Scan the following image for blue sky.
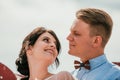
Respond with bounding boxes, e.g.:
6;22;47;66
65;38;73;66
0;0;120;73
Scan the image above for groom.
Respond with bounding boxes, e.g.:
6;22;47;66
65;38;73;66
67;8;120;80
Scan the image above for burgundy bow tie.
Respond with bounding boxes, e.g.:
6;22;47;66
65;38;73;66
74;60;90;70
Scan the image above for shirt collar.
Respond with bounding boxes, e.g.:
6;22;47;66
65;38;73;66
89;54;107;70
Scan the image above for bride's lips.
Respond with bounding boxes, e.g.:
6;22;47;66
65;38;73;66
45;49;54;54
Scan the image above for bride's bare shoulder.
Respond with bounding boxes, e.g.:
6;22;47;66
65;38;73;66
46;71;75;80
57;71;72;75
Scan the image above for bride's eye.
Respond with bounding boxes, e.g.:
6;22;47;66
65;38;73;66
43;37;49;43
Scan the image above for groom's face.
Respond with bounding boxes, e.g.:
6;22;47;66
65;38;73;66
67;19;94;60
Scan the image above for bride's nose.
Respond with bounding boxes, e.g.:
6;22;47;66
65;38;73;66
49;42;56;49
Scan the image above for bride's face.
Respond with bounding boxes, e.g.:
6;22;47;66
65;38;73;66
27;32;58;66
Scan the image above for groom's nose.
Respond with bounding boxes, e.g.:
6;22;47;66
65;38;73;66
67;33;73;41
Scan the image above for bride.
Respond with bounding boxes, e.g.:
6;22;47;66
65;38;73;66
15;27;75;80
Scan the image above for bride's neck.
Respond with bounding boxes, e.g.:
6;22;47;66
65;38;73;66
29;72;52;80
28;62;53;80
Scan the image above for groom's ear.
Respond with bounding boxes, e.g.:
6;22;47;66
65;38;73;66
92;36;102;47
